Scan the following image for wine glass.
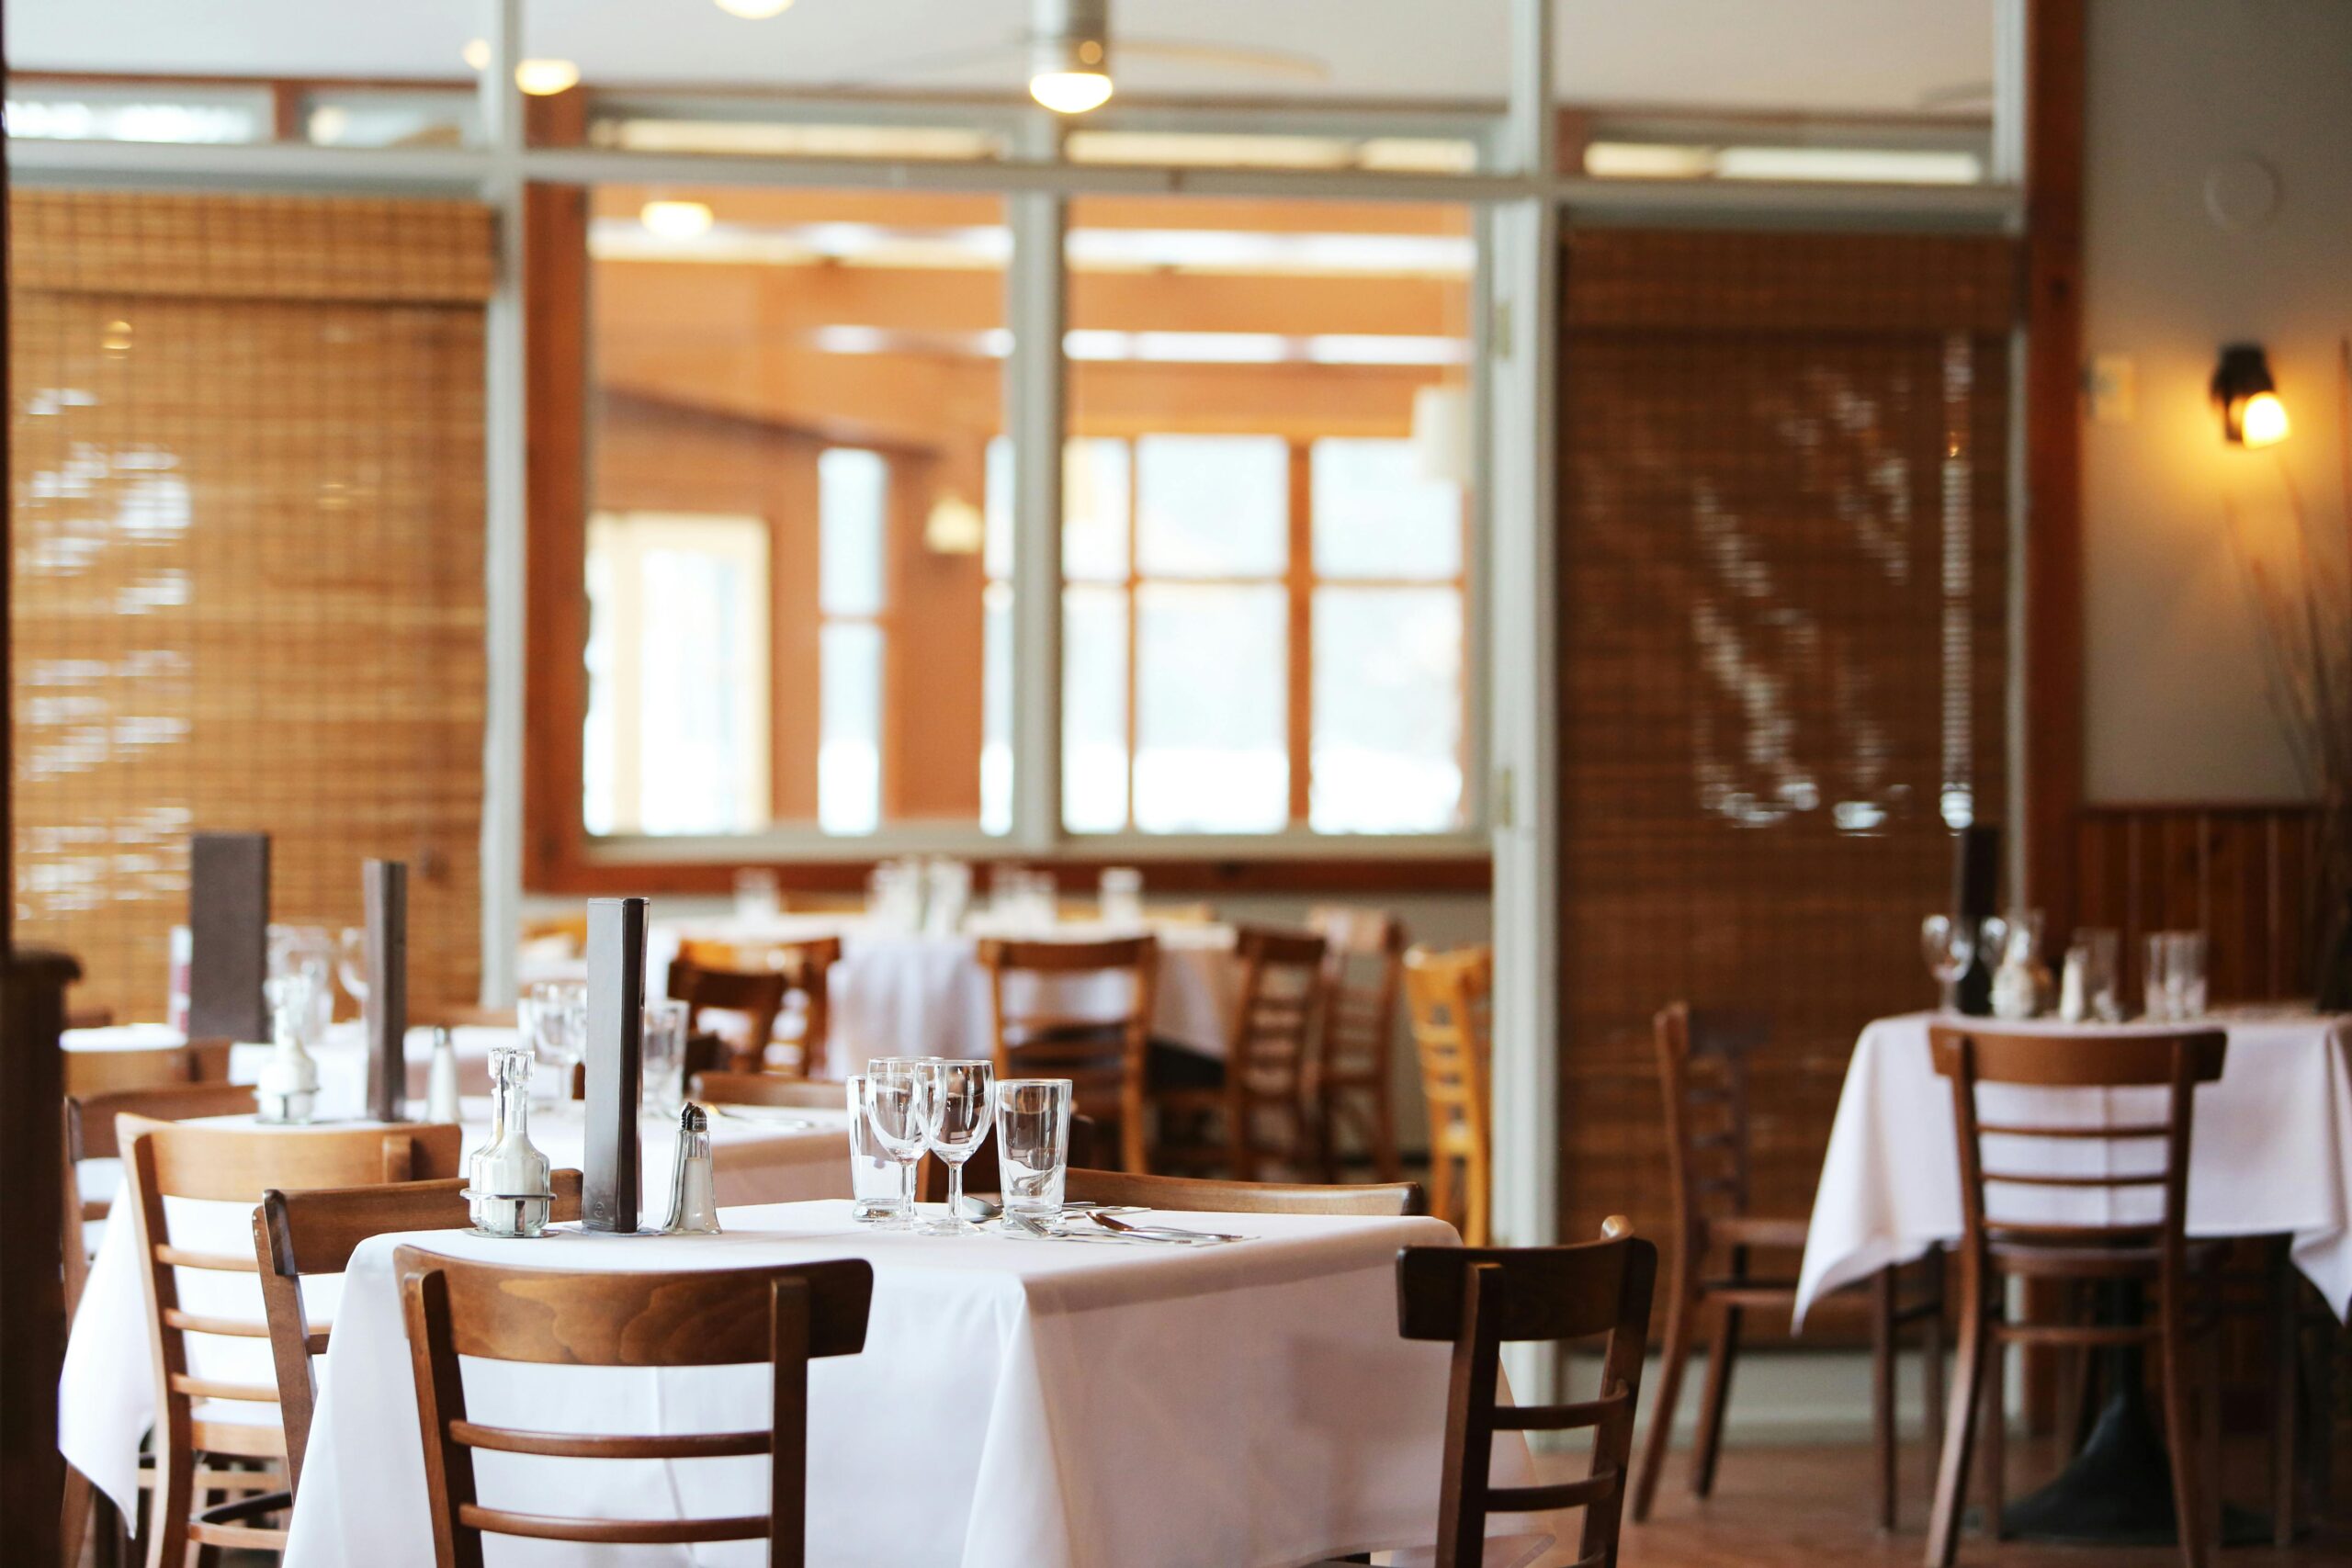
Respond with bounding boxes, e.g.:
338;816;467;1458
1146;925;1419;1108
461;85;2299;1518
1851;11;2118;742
526;980;588;1110
862;1058;928;1230
1920;914;1976;1012
916;1059;994;1235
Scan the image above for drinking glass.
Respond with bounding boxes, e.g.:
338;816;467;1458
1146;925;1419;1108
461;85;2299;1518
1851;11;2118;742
995;1078;1073;1224
526;980;588;1108
640;998;688;1116
2143;932;2173;1020
269;924;334;1041
1100;867;1145;928
336;926;369;1012
915;1058;994;1235
2073;928;2121;1021
846;1074;911;1224
734;867;783;921
2167;931;2209;1019
862;1058;929;1227
1920;914;1976;1012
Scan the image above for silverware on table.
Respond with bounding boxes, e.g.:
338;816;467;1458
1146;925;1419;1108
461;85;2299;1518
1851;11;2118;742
1087;1211;1245;1245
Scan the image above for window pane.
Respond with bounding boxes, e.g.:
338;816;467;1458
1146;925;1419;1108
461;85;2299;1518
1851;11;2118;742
983;435;1013;582
1312;437;1463;581
819;447;887;615
980;582;1013;836
819;622;881;835
1136;434;1288;578
1133;583;1287;832
1063;585;1129;832
1311;587;1463;833
1065;438;1129;583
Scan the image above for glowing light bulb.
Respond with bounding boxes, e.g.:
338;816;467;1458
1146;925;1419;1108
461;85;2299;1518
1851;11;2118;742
2238;390;2290;448
714;0;795;16
514;59;582;96
1030;70;1113;115
640;199;715;240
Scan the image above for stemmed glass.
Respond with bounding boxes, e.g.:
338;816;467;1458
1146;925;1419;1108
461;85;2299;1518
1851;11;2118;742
1920;914;1977;1012
915;1059;993;1235
861;1058;929;1230
526;980;588;1110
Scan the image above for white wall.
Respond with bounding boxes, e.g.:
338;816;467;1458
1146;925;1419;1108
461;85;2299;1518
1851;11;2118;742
2080;0;2352;805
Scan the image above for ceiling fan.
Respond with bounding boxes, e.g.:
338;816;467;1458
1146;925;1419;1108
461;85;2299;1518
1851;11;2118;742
844;0;1332;115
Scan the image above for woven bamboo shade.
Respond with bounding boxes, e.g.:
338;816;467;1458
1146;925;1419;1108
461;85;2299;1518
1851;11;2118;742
12;191;492;1024
1556;229;2015;1264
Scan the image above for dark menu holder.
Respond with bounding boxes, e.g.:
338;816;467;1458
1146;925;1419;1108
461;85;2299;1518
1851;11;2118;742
188;832;270;1043
1951;823;2001;1017
582;897;649;1235
362;860;409;1123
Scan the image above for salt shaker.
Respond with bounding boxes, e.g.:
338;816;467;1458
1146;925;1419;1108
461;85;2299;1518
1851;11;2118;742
661;1103;722;1235
424;1026;462;1123
255;975;320;1124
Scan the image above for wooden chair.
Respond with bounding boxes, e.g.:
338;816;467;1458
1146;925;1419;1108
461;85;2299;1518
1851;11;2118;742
688;1069;848;1111
1401;946;1494;1245
1153;926;1329;1182
1925;1025;2231;1568
396;1249;874;1567
1309;1217;1657;1568
667;957;792;1076
1306;906;1408;1183
977;934;1158;1172
1633;1003;1946;1529
254;1171;584;1492
675;935;841;1077
69;1005;119;1030
121;1116;464;1566
412;1003;517;1030
1062;1167;1420;1217
65;1038;232;1097
60;1081;257;1568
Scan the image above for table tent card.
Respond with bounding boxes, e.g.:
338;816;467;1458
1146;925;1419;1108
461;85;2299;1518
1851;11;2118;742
582;896;650;1234
361;859;408;1123
1951;823;2000;1017
187;831;269;1043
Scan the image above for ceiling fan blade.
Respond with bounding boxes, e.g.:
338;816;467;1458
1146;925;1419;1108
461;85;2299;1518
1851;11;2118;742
822;36;1024;88
1115;37;1332;84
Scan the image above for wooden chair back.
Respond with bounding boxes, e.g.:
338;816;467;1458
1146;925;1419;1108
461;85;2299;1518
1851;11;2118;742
121;1116;465;1562
1306;906;1407;1180
667;957;793;1075
675;935;842;1077
64;1038;233;1096
1652;1002;1775;1247
1396;1219;1657;1568
396;1249;873;1568
62;1082;256;1316
1227;925;1329;1104
1402;945;1495;1244
255;1172;584;1493
977;935;1158;1171
1928;1025;2226;1260
689;1070;847;1111
1064;1167;1420;1216
412;1004;517;1030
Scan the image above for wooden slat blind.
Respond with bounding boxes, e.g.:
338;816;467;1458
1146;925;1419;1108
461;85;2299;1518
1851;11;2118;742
12;191;491;1023
1557;229;2016;1258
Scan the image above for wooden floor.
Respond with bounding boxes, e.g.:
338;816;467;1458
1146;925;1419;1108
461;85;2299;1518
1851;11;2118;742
1528;1438;2345;1568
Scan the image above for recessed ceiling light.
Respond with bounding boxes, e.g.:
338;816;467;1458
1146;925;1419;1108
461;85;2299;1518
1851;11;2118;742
713;0;795;17
514;59;582;96
639;199;716;240
461;38;491;71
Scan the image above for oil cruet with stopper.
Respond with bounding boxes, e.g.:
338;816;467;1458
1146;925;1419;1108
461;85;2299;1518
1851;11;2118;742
466;1040;554;1237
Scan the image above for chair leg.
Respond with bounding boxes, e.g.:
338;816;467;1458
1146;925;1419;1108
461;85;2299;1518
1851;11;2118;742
2155;1287;2208;1568
1920;1250;1947;1498
1690;1299;1741;1499
1632;1273;1697;1522
2272;1242;2300;1546
1925;1278;1988;1568
1980;1335;2006;1540
142;1440;189;1568
1872;1268;1898;1531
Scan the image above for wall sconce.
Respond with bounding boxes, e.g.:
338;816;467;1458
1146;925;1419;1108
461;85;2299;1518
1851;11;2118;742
2211;344;2290;447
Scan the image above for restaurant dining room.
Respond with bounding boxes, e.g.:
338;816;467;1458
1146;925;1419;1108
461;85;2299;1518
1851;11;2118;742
6;1;2352;1565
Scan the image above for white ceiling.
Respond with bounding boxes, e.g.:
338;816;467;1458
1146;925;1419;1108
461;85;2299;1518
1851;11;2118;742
7;1;1993;115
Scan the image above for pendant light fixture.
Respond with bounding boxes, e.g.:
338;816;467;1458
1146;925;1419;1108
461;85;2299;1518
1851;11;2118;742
1030;0;1114;115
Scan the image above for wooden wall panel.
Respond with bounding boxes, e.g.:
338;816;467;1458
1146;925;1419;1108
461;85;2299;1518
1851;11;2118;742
2075;804;2321;1003
11;192;491;1022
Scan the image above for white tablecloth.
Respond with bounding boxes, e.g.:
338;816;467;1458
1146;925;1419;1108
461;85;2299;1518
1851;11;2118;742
1795;1009;2352;1326
653;915;1243;1077
66;1021;517;1111
283;1201;1502;1568
61;1107;853;1516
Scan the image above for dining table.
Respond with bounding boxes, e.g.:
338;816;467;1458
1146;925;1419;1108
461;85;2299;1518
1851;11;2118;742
279;1199;1514;1568
65;1018;516;1105
1797;1006;2352;1543
60;1102;854;1520
649;912;1246;1077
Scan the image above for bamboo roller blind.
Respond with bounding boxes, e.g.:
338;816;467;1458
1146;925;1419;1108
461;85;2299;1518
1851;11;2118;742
1556;229;2015;1258
12;192;493;1024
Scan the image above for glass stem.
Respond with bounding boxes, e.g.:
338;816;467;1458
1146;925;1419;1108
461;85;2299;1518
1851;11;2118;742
947;1161;966;1227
